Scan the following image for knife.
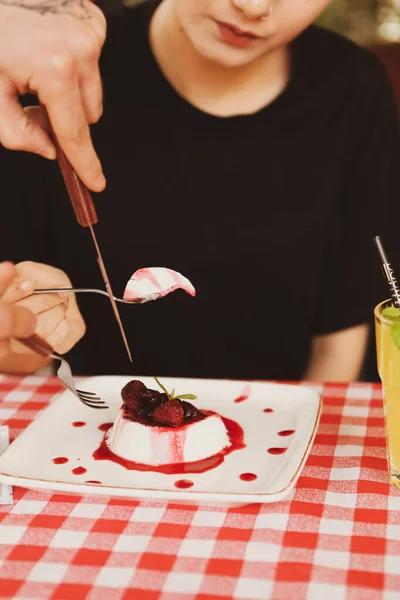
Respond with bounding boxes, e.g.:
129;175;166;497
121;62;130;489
41;108;133;362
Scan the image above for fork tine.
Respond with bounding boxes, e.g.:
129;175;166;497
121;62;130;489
76;389;99;397
77;394;106;405
77;392;103;401
77;391;105;402
80;399;109;409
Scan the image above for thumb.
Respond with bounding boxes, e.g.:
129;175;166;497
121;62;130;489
1;275;35;304
0;75;56;160
0;303;36;340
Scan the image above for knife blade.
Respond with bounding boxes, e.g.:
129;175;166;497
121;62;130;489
89;222;132;361
42;108;133;362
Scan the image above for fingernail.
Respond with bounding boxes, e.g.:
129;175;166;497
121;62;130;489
19;279;34;292
94;173;106;191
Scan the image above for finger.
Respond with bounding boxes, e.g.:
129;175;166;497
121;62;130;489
0;73;56;160
0;303;36;339
70;19;104;125
10;303;67;354
46;318;71;353
39;73;105;191
0;340;9;361
35;304;68;339
1;277;35;303
78;62;103;124
86;2;107;43
15;293;67;316
62;298;86;353
15;261;72;289
0;262;16;295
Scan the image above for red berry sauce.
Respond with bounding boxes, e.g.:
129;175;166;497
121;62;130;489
93;415;245;475
234;383;251;403
99;422;113;432
72;421;86;427
263;408;273;413
278;430;295;437
240;472;257;481
52;457;68;464
268;447;287;455
72;466;87;475
174;480;194;489
120;380;205;428
85;480;102;484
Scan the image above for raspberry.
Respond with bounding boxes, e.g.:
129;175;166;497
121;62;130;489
137;390;168;420
180;401;205;423
121;380;146;412
152;399;184;427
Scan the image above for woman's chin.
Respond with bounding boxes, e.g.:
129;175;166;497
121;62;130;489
194;40;262;68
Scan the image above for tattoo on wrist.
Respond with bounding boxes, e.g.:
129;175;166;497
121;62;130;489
0;0;92;19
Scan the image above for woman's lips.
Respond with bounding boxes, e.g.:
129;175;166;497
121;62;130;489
217;22;260;48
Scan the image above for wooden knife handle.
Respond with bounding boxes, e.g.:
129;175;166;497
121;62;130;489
41;106;98;228
17;334;54;358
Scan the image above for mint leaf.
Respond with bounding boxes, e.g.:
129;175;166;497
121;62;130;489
382;306;400;319
153;377;197;402
153;377;170;398
391;321;400;350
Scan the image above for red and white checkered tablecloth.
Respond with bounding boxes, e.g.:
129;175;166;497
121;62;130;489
0;375;399;600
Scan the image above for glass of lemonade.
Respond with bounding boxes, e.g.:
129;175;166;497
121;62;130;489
374;299;400;488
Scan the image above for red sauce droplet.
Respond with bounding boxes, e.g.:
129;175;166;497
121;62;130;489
175;479;194;489
234;395;247;403
52;457;68;464
93;415;245;475
72;421;86;427
263;408;273;413
72;466;87;475
98;422;113;432
234;383;251;403
278;430;295;437
240;472;257;481
85;480;101;484
268;447;287;455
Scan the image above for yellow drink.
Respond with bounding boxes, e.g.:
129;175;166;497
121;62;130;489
374;299;400;488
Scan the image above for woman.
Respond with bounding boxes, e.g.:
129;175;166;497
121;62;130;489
0;0;399;380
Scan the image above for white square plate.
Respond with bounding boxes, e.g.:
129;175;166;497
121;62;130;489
0;377;321;507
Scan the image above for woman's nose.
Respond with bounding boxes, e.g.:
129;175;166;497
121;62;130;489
232;0;272;20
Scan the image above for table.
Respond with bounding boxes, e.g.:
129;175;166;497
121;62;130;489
0;375;399;600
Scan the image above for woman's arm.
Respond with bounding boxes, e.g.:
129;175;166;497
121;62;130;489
304;323;369;382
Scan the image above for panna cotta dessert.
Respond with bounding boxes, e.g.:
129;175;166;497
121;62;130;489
123;268;196;304
106;380;231;466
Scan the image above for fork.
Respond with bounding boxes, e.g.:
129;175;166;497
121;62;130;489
17;334;108;410
34;287;134;304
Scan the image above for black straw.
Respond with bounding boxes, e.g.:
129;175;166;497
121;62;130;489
374;235;400;309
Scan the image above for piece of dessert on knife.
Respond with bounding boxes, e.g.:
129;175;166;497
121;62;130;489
106;378;231;466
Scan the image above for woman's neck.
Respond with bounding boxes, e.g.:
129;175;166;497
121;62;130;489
149;1;291;117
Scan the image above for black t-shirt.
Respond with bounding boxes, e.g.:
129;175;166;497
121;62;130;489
1;0;399;379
